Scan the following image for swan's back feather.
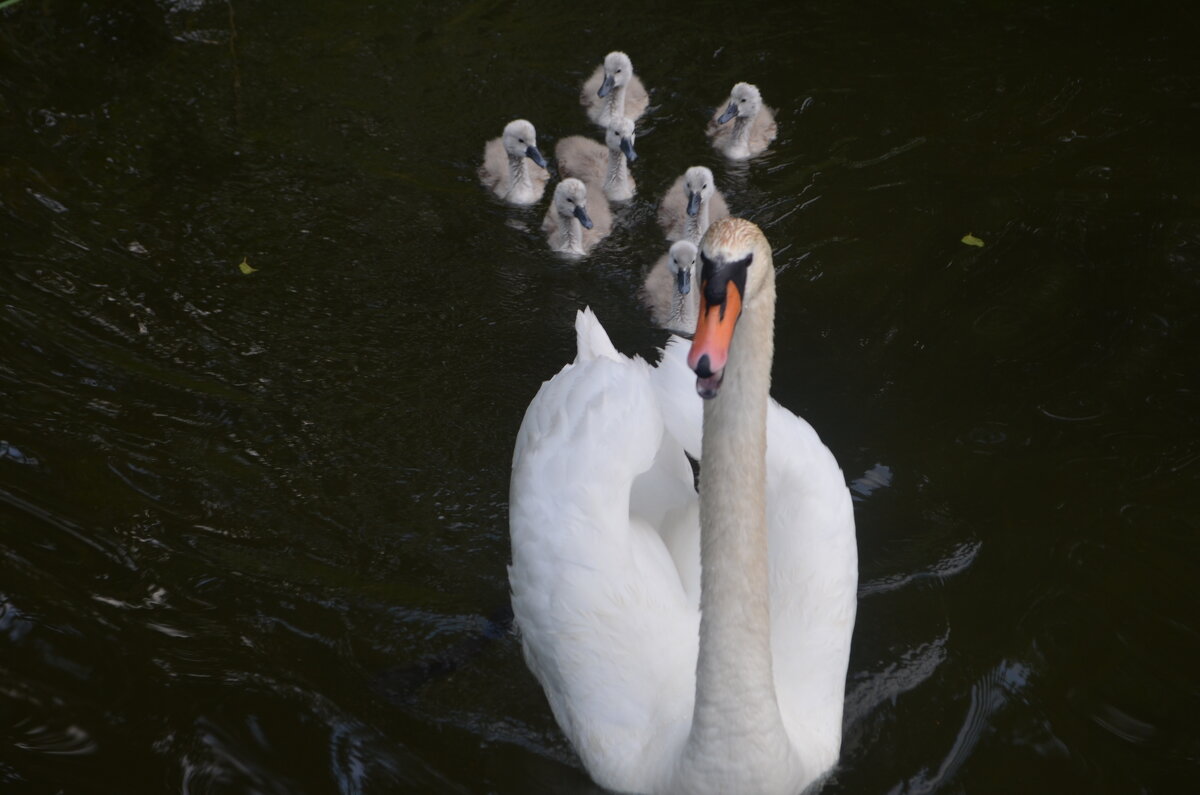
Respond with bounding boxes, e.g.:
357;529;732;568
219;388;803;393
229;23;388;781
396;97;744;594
574;306;621;363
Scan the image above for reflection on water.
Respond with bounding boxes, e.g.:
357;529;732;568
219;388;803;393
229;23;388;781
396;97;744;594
2;0;1199;792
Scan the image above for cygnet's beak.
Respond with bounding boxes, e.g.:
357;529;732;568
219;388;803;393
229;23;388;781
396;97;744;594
686;189;702;217
717;101;738;125
620;136;637;163
573;204;594;230
526;145;548;169
598;72;615;98
675;266;691;296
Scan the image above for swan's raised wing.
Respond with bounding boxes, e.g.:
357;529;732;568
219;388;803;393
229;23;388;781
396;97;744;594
652;335;704;458
509;309;698;790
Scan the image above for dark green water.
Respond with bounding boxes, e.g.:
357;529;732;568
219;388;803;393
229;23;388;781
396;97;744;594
2;1;1198;792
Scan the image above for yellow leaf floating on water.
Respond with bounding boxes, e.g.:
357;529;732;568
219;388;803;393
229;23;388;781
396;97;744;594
238;257;257;274
961;233;985;247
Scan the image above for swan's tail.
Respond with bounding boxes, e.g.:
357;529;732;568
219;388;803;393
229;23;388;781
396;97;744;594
575;307;621;363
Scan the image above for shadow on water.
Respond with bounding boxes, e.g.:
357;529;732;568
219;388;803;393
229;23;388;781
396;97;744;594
2;0;1199;792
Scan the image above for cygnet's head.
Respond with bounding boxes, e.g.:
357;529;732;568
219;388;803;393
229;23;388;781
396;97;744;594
597;51;634;97
716;82;764;125
666;240;698;296
553;178;594;229
503;119;548;168
604;117;637;163
683;166;717;217
687;217;774;399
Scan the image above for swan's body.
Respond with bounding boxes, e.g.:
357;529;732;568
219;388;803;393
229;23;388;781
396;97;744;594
708;82;778;160
658;166;729;244
581;51;649;128
555;117;638;202
542;178;612;257
480;119;550;204
509;218;858;794
642;240;699;334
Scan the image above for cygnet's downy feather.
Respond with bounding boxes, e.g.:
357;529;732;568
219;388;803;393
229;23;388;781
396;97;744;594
580;51;649;128
642;240;699;335
708;82;778;160
555;117;638;202
480;119;550;204
657;166;729;244
542;178;612;257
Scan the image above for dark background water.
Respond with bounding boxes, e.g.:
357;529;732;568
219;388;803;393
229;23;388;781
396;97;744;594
2;0;1199;792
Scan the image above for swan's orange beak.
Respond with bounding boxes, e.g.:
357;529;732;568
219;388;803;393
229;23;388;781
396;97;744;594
687;280;742;399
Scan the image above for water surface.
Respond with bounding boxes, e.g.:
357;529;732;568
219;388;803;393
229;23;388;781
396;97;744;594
2;0;1198;792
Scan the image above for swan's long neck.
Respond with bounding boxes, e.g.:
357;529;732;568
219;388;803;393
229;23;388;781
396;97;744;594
680;270;797;787
685;200;710;245
604;148;631;200
505;152;532;200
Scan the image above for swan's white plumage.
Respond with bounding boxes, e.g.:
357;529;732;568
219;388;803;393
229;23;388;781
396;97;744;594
510;220;857;794
510;309;698;791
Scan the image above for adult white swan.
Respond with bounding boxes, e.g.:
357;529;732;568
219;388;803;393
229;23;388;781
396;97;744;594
509;218;858;794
